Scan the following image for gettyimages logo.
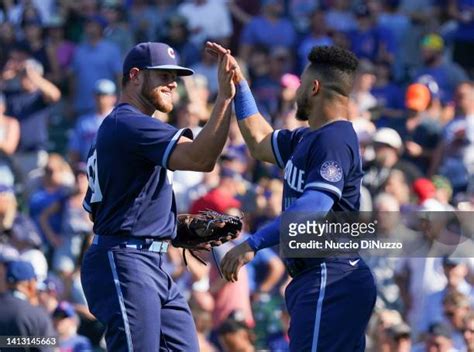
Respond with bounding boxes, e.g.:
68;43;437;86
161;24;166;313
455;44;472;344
280;211;474;258
288;219;377;237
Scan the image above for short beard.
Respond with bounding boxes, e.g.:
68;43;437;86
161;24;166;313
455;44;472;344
141;73;173;113
295;96;309;121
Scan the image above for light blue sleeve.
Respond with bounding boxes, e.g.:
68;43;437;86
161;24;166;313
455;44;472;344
247;190;334;251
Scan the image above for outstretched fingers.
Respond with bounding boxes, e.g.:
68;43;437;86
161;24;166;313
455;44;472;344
205;41;230;57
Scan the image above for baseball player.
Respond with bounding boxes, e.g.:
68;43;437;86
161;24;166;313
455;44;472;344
211;43;377;351
80;42;236;351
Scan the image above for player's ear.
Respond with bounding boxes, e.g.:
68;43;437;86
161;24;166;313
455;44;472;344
311;80;320;96
129;68;141;86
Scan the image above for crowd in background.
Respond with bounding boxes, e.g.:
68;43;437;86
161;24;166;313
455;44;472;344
0;0;474;351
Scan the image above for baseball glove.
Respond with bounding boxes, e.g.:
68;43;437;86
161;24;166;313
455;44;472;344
172;210;243;265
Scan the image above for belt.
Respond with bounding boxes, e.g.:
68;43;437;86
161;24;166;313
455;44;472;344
92;235;169;253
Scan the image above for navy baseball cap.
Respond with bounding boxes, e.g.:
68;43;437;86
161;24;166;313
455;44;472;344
6;260;36;283
123;42;194;77
53;301;76;319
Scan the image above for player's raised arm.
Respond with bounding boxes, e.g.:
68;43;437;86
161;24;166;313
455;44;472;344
206;42;277;165
167;53;235;172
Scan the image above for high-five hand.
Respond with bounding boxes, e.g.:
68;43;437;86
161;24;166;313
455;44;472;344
206;42;245;83
217;52;236;99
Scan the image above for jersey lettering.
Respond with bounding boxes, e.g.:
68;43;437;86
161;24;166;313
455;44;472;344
87;149;103;203
284;159;305;193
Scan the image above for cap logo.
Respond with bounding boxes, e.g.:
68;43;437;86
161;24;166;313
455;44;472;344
168;47;176;59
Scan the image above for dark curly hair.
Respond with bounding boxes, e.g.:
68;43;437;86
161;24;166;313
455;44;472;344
306;46;359;97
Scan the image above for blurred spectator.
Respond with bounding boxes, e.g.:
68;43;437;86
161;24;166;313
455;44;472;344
276;73;300;122
0;92;20;187
102;4;134;59
297;9;333;72
412;322;456;352
228;0;261;53
0;244;19;294
397;0;439;72
129;0;166;43
395;257;448;339
68;79;117;164
186;72;213;117
178;0;233;47
371;60;405;124
0;22;17;70
5;58;61;179
432;176;455;208
210;241;254;334
324;0;357;33
5;0;48;25
179;164;220;213
347;97;376;149
368;309;404;352
37;277;60;314
0;260;56;338
382;169;413;209
252;46;293;120
69;15;121;115
396;83;442;174
19;17;56;78
365;193;415;311
0;186;17;237
436;81;474;194
48;165;92;274
421;257;473;334
29;154;73;250
416;75;445;124
246;45;270;83
448;0;474;77
348;4;396;63
413;34;468;103
239;0;296;61
162;15;201;68
443;290;471;350
289;0;318;33
44;16;76;87
413;178;445;209
363;128;420;195
189;299;218;352
464;311;474;352
387;322;412;352
0;187;47;283
266;302;290;351
218;318;256;352
173;101;209;212
352;59;378;116
191;46;220;98
190;167;241;214
52;301;92;351
377;0;410;80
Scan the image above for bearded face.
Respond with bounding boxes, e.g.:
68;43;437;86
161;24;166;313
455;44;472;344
295;92;310;121
140;70;176;113
295;67;317;121
295;75;311;121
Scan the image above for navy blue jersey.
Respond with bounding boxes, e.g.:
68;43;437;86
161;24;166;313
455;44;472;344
271;120;362;211
83;103;193;239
